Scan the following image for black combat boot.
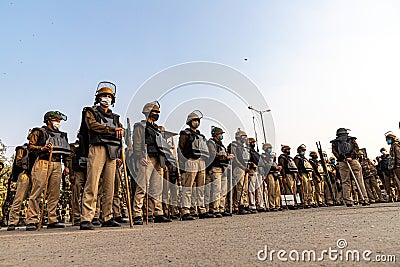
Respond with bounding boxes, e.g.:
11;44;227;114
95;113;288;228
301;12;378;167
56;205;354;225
101;218;121;227
154;216;172;223
238;206;251;215
47;222;66;229
80;221;94;230
181;214;196;221
114;216;129;224
91;218;101;226
133;216;144;225
26;223;37;231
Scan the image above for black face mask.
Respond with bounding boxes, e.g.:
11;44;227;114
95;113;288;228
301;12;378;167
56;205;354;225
250;143;256;149
150;113;159;121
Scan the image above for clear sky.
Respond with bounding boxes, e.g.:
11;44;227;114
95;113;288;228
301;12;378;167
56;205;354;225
1;1;400;160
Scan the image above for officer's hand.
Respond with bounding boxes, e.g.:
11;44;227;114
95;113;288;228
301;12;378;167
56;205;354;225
244;168;250;173
277;166;283;171
227;154;235;159
115;128;124;139
63;167;70;176
116;158;123;168
141;157;149;166
42;143;53;151
346;158;353;162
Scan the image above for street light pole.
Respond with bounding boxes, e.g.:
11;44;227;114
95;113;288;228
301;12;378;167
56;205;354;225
248;106;271;144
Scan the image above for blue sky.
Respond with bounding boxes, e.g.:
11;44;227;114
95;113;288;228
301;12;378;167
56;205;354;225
1;1;400;160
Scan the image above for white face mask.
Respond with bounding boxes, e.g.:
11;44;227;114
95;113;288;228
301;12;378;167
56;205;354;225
100;97;112;107
52;121;60;130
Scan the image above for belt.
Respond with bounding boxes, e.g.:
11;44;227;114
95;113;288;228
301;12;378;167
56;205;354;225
38;156;61;162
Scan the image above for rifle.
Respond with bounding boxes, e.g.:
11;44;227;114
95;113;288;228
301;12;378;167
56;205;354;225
316;141;336;203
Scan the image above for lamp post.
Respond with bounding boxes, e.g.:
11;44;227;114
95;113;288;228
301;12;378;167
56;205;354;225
248;106;271;144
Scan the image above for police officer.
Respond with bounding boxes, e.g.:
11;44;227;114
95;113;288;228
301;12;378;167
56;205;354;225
327;157;343;205
132;102;172;225
178;111;209;220
7;144;33;230
278;145;298;209
230;129;251;215
331;128;369;207
69;137;87;226
247;138;266;212
359;151;384;203
80;82;124;230
26;111;70;230
377;147;393;200
385;132;400;200
309;151;328;207
205;126;233;217
260;143;282;211
294;145;315;208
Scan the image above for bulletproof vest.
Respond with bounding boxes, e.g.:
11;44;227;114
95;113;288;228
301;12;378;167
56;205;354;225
88;107;121;148
45;131;71;156
154;132;176;165
183;129;209;159
144;122;160;155
281;154;298;173
335;135;354;157
261;153;278;175
208;139;228;168
192;134;209;158
295;155;313;173
249;148;260;166
87;107;121;160
231;141;250;167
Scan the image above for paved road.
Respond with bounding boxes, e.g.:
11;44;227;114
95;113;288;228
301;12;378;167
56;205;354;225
0;203;399;266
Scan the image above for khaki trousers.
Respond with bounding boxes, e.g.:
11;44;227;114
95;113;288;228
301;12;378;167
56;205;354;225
283;173;297;203
364;176;383;202
133;156;164;217
219;169;228;213
300;173;313;205
71;170;86;221
267;174;281;209
233;167;249;209
181;159;206;215
338;160;368;204
27;159;62;224
248;171;265;209
205;167;224;213
8;173;31;226
314;179;325;204
81;145;116;222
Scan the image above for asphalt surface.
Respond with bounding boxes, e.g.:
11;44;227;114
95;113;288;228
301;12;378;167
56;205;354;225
0;203;399;266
